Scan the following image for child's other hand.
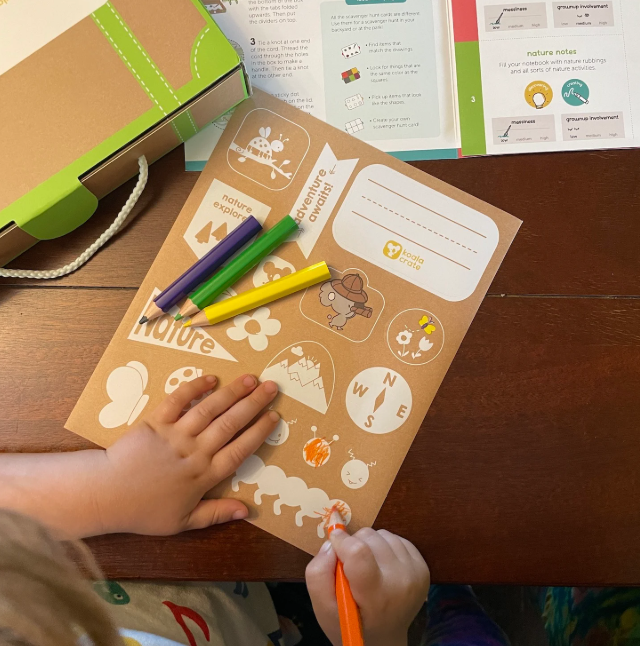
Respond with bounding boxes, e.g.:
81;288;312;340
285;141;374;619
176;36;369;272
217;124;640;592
97;374;279;536
306;527;430;646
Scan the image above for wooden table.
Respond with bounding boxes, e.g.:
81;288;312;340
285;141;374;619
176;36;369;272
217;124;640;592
2;147;640;585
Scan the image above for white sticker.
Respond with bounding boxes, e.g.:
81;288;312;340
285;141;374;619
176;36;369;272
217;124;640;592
183;178;271;259
130;290;237;362
293;143;358;259
345;367;412;435
0;0;105;76
332;165;500;302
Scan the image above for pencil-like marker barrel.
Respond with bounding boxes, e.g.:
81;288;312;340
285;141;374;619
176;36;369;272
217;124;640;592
189;215;299;311
155;215;263;312
189;261;330;327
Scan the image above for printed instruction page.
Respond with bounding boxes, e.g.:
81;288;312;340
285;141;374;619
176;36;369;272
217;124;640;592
185;0;459;167
67;90;519;555
474;0;640;154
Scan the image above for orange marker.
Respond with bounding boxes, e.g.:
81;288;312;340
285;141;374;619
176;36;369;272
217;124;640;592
327;507;364;646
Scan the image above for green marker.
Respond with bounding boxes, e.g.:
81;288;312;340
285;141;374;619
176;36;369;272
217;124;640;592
177;215;299;320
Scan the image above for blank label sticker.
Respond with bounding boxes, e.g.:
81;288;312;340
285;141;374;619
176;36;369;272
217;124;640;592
332;165;500;302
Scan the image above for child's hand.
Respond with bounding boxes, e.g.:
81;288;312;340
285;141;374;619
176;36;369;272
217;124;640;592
97;374;279;536
306;527;430;646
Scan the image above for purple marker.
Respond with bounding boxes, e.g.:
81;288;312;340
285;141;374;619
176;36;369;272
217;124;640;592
139;216;262;324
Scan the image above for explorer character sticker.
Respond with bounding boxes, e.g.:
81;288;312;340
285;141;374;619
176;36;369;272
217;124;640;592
228;108;310;191
299;268;384;343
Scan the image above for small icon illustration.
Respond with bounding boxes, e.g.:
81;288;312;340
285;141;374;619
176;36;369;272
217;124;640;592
303;426;339;468
491;9;504;25
341;449;376;489
253;255;295;287
501;124;512;138
387;309;445;366
265;418;296;446
204;0;226;13
525;81;553;109
164;367;203;394
341;67;361;84
383;240;403;259
228;108;310;191
319;273;372;330
341;43;361;58
99;361;149;429
260;341;335;414
345;118;364;134
345;94;364;111
562;79;590;106
345;367;412;434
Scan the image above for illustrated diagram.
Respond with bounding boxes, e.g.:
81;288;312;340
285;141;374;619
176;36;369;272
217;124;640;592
265;418;296;446
232;455;351;537
253;254;295;287
345;94;364;111
228;108;310;191
99;361;149;429
345;118;364;135
387;309;444;366
226;307;281;352
341;43;361;59
260;342;335;414
302;426;339;468
484;3;547;31
341;449;376;489
562;79;590;106
525;81;553;110
341;67;360;84
300;267;384;343
345;367;412;434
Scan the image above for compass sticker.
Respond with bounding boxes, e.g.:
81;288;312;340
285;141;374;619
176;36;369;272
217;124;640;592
345;367;412;434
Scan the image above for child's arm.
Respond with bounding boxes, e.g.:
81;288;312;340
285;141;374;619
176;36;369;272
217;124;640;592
306;526;430;646
0;374;279;540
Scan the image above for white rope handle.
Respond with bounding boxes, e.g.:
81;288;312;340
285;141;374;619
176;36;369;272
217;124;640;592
0;156;149;279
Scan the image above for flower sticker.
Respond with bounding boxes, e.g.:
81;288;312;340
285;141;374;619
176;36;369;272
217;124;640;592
395;330;413;357
226;307;281;351
387;309;445;366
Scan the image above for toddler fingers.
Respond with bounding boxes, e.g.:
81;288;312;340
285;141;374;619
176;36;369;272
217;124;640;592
351;527;397;566
398;536;431;574
184;499;248;531
178;374;258;435
152;375;217;424
199;381;278;455
329;528;382;595
210;410;280;481
377;529;413;564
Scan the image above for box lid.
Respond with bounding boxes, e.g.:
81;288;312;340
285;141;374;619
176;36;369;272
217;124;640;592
0;0;245;240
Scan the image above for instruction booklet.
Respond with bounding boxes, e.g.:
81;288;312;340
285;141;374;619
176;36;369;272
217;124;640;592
67;89;520;555
186;0;640;166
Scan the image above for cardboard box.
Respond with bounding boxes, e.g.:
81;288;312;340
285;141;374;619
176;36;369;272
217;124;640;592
0;0;250;266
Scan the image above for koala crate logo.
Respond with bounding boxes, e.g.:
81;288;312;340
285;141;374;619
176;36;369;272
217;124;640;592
383;240;424;270
383;240;403;259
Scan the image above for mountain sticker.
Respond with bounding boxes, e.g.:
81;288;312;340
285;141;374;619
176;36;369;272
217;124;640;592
259;341;335;414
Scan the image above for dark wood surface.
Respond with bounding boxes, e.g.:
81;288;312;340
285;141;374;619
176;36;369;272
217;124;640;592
2;146;640;585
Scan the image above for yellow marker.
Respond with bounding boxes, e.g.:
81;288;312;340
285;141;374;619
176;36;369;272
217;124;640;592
184;261;331;328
